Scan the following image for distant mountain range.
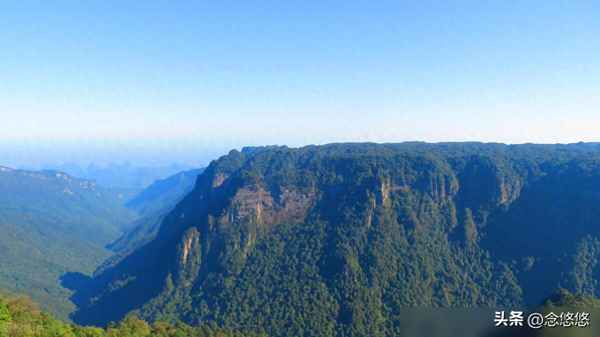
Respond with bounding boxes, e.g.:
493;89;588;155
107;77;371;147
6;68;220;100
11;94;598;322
67;142;600;337
42;162;197;189
125;168;205;217
0;166;136;319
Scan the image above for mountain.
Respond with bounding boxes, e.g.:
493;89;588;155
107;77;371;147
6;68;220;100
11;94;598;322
46;162;196;189
71;143;600;336
0;166;136;319
106;168;204;260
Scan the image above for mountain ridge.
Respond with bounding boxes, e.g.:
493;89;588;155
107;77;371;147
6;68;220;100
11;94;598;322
71;142;600;336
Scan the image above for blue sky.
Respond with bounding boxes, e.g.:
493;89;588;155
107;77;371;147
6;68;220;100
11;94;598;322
1;1;599;166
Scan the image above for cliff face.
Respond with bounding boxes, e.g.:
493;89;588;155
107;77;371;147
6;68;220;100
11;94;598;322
73;143;600;337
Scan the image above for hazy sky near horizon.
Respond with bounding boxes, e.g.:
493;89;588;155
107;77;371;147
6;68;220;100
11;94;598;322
2;1;600;166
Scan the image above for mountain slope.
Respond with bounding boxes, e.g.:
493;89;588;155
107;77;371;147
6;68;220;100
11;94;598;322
72;143;600;336
107;168;203;256
0;167;136;319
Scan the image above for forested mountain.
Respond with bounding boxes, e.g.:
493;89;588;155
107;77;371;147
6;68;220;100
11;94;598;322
0;167;136;319
70;143;600;336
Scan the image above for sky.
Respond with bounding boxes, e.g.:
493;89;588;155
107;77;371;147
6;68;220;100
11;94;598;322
1;1;599;167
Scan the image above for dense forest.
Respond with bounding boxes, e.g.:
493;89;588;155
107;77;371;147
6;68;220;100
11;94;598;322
66;143;600;337
0;167;136;319
2;289;597;337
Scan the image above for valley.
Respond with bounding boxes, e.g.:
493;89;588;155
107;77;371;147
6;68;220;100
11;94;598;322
0;166;201;320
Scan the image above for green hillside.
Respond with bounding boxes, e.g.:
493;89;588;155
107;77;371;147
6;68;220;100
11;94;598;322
0;167;136;319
